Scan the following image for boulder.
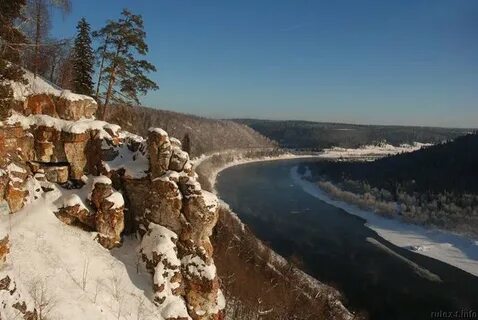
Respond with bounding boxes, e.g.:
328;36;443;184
95;198;124;249
55;194;95;229
148;173;184;234
148;128;172;178
5;183;27;213
54;97;97;120
23;94;97;121
0;236;9;266
169;147;189;172
89;177;124;248
43;165;69;184
182;191;219;245
139;223;190;320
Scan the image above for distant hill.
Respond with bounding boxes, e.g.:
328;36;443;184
235;119;472;150
311;133;478;194
106;106;276;157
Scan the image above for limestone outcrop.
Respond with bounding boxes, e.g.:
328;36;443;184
104;128;224;320
0;73;224;319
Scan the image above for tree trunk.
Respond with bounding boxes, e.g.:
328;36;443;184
101;43;121;120
95;36;109;101
33;0;42;78
101;66;116;120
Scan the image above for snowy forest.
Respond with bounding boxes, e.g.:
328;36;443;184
303;133;478;237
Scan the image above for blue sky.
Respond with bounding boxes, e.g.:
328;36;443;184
52;0;478;128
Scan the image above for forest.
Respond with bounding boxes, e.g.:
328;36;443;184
303;133;478;237
237;119;471;150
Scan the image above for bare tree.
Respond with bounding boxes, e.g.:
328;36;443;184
23;0;71;77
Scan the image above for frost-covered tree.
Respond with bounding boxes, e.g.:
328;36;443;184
0;0;27;120
72;18;94;95
94;9;158;119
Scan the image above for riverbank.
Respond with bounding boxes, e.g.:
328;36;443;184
194;149;357;320
290;166;478;277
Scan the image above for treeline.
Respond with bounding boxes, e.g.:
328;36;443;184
1;0;158;120
304;133;478;236
106;105;276;158
236;119;471;150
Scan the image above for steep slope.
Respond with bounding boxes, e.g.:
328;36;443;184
236;119;470;150
106;105;276;157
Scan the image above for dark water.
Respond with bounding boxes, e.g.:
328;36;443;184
216;159;478;320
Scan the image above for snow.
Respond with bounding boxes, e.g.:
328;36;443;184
0;187;165;320
170;137;182;147
106;192;124;209
181;254;217;281
102;139;149;179
318;142;432;160
6;162;26;174
153;170;181;183
291;166;478;277
139;223;191;320
148;127;168;136
92;175;112;186
5;113;121;140
61;194;88;210
202;191;219;213
10;69;96;103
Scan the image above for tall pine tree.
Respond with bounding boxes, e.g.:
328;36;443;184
0;0;27;120
94;9;158;120
72;18;94;95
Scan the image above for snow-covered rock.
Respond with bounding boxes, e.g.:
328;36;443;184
0;81;224;320
10;70;97;121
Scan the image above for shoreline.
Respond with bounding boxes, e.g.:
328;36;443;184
203;152;478;278
290;166;478;277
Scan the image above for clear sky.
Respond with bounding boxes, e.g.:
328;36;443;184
52;0;478;128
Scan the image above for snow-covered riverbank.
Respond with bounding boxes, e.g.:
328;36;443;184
290;166;478;277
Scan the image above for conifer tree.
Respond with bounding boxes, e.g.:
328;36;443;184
0;0;27;120
72;18;94;95
94;9;158;119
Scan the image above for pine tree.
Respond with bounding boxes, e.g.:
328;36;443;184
94;9;158;120
0;0;27;120
72;18;94;95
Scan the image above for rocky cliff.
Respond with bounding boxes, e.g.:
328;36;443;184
0;71;224;320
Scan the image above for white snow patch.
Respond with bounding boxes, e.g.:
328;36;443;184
6;162;26;174
60;194;88;210
181;255;216;281
106;192;124;209
102;139;149;179
92;175;112;186
202;191;219;213
148;127;168;136
5;113;120;140
139;224;191;320
0;188;165;320
10;69;96;103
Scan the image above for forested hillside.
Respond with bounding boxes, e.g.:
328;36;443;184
305;133;478;236
106;105;276;157
310;133;478;194
237;119;471;150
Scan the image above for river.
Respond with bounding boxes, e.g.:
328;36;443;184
216;159;478;320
